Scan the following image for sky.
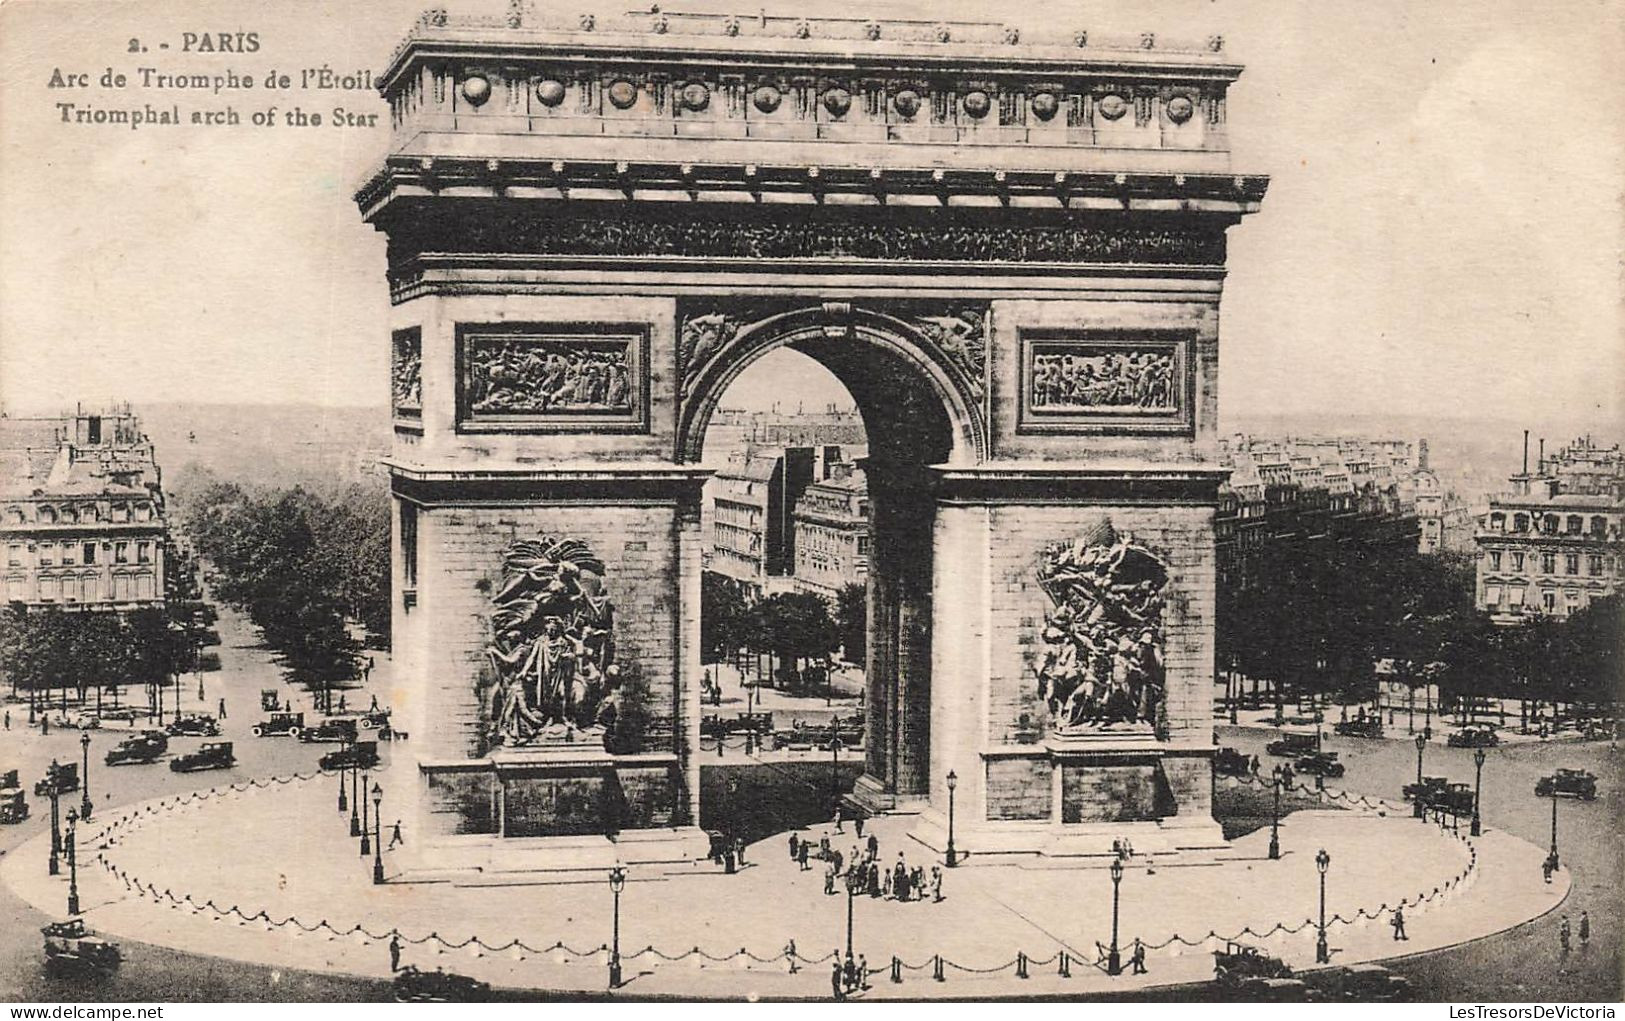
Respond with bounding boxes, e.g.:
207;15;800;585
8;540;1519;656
0;0;1620;427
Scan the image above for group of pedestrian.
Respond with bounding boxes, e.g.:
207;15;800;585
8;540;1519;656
1559;911;1590;953
830;951;869;998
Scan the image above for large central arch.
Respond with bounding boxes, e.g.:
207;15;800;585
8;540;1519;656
358;10;1267;871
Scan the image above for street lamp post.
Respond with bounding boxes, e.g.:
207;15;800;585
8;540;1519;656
79;732;93;820
945;770;958;867
1315;848;1331;964
371;783;384;884
1107;857;1124;976
724;777;738;874
47;764;61;877
1548;793;1559;871
608;866;626;988
829;717;841;823
1413;733;1427;819
65;808;80;916
1471;747;1486;837
844;863;864;958
360;770;372;856
349;756;361;836
1268;766;1282;861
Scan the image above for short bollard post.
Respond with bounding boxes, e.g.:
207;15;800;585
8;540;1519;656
1059;951;1071;978
718;737;725;758
890;956;902;984
1016;952;1028;979
933;955;945;982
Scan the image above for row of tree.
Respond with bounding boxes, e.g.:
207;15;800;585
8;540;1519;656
180;479;389;709
700;574;867;689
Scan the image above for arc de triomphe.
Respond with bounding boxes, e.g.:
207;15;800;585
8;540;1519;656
357;7;1267;872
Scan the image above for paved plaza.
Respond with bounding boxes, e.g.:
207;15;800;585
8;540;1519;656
2;769;1565;999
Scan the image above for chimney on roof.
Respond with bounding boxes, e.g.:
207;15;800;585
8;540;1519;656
1522;430;1529;475
1417;437;1429;470
1538;438;1545;473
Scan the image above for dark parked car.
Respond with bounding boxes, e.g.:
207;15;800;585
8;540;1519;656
1265;732;1319;757
1334;716;1384;739
1294;752;1345;779
298;718;359;744
42;919;121;977
1535;768;1598;801
0;788;28;824
1447;726;1500;748
1403;775;1449;804
259;689;283;713
97;707;145;724
169;741;235;773
165;713;220;738
1213;941;1293;988
392;965;491;1003
1309;963;1411;1001
319;741;379;771
34;761;79;797
1214;747;1254;778
252;712;305;738
105;731;169;766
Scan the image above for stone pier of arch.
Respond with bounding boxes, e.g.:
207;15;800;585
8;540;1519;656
355;9;1268;873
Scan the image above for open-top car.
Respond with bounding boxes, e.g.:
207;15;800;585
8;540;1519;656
41;919;121;976
1447;726;1500;749
1535;768;1598;801
1213;941;1293;988
319;740;379;772
392;965;491;1003
0;787;28;824
1308;963;1411;1001
1214;747;1254;778
1265;732;1319;757
1294;751;1345;778
34;761;79;797
1334;716;1383;739
298;718;359;744
1403;775;1448;804
165;713;220;738
252;712;305;738
169;741;235;773
105;731;168;766
97;707;145;724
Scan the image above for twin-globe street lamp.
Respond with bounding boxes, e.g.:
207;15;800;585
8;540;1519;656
1314;848;1331;964
360;770;373;857
79;732;93;821
47;761;62;877
1471;747;1487;838
608;866;626;989
1106;856;1125;976
1413;733;1428;819
371;783;385;885
65;807;81;916
945;769;958;867
1268;765;1283;861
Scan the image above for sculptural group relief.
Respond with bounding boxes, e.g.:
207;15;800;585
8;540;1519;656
1034;521;1170;739
458;330;643;426
391;328;422;415
480;536;630;754
1032;347;1176;411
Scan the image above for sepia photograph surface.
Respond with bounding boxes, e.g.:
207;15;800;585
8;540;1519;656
0;0;1620;1008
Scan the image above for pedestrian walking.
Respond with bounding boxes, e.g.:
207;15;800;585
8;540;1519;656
785;939;798;973
1391;907;1407;941
856;954;869;990
834;804;844;833
789;833;800;861
388;933;402;972
338;694;348;712
824;861;837;895
3;710;8;730
1559;916;1572;953
735;835;747;866
370;693;379;712
1542;858;1554;884
1579;911;1591;947
41;715;49;735
882;868;893;898
831;960;844;1000
1131;939;1147;975
798;841;810;871
388;820;404;848
931;865;943;902
218;697;227;719
868;861;881;898
854;815;865;838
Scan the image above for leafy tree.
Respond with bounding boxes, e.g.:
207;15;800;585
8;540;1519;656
700;571;747;665
835;582;867;664
749;591;838;687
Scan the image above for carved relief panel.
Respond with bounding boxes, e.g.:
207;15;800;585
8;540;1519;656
391;327;422;419
456;322;649;432
1018;330;1194;435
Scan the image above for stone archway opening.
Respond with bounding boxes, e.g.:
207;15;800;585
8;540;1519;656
684;306;972;809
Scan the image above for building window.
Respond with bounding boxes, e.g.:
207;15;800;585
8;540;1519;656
38;543;54;566
1512;513;1529;533
39;506;57;524
1565;590;1583;612
1484;585;1502;608
5;544;19;567
60;544;75;566
1541;553;1556;574
400;502;418;588
1566;516;1582;535
1542;591;1556;613
82;542;96;564
1489;550;1502;571
1591;516;1608;537
114;542;129;564
1509;586;1526;607
3;507;21;525
1589;554;1603;576
1512;552;1525;572
136;542;151;564
1564;553;1579;575
1489;512;1505;531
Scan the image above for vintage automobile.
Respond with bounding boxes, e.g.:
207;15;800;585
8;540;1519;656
1535;768;1598;801
319;740;379;772
1447;726;1500;748
1434;782;1477;817
165;713;221;738
701;712;775;742
260;689;283;713
169;741;236;773
1334;716;1384;739
392;965;491;1003
44;710;100;730
97;707;144;724
771;719;861;752
42;919;122;976
1240;977;1317;1001
105;731;169;766
1212;941;1294;988
1214;747;1254;778
252;712;305;738
34;761;79;797
1402;775;1449;804
1;768;16;788
1308;963;1411;1001
1294;752;1345;779
298;718;359;744
1;787;29;824
1265;732;1319;757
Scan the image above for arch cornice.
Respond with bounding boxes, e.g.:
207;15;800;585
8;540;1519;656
676;301;988;465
